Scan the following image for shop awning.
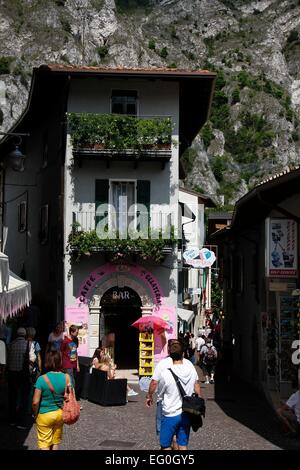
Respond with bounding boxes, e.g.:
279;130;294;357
177;307;194;324
0;254;31;321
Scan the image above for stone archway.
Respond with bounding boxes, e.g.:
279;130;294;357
87;272;155;358
78;264;165;358
91;275;153;311
99;286;142;368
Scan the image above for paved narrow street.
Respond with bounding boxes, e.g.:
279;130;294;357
1;363;300;451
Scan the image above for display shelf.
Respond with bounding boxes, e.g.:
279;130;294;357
139;331;154;376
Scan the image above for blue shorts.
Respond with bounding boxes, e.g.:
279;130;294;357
160;413;191;448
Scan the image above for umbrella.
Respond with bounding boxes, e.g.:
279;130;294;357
131;315;169;334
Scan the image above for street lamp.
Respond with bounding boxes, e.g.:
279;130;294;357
0;132;30;172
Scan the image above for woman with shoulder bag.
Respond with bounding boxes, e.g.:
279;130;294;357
32;350;70;450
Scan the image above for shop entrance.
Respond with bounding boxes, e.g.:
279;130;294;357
100;287;142;369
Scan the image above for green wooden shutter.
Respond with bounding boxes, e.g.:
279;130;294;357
95;179;109;227
136;180;150;235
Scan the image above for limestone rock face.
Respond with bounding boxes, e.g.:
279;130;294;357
0;0;300;204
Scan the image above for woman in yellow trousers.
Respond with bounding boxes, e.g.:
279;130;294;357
32;349;71;450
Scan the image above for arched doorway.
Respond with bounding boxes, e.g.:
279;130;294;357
100;286;142;369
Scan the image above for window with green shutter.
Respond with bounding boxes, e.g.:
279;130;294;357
95;179;109;228
136;180;150;234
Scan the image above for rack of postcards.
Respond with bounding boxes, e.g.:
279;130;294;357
139;332;154;376
265;288;280;391
278;293;299;384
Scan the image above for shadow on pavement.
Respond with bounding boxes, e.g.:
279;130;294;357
0;381;34;450
213;359;300;450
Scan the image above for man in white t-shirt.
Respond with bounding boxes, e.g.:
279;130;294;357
146;341;201;450
277;389;300;435
195;334;205;365
146;339;196;448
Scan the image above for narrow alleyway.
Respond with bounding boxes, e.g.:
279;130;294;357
0;362;299;450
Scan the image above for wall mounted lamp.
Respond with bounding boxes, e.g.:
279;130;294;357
0;132;30;172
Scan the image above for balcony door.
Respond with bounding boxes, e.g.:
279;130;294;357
110;180;136;237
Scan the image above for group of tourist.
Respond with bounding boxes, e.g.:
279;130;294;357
2;317;300;451
91;347;138;396
3;322;81;450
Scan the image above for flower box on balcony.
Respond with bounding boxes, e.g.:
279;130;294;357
66;228;176;264
68;112;174;156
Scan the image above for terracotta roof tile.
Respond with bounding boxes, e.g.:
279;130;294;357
39;63;216;77
257;164;300;187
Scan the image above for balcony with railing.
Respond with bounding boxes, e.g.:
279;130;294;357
68;113;174;166
67;210;177;263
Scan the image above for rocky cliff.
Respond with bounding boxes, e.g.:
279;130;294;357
1;0;300;205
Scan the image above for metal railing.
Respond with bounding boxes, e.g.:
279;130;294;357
71;210;175;239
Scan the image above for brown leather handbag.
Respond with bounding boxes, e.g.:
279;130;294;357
44;373;80;425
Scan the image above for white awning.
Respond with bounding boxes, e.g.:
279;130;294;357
0;270;31;321
177;308;194;324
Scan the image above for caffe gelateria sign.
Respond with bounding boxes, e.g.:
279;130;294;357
77;263;163;306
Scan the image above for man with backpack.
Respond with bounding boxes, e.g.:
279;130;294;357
200;338;218;384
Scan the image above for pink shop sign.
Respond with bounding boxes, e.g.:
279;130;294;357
65;304;89;357
77;263;164;307
154;306;177;361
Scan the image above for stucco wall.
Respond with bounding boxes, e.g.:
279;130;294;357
64;76;180;311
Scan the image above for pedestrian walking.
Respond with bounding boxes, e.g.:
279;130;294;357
200;338;218;384
146;341;201;450
188;334;196;363
61;325;81;408
146;338;196;450
276;386;300;436
26;327;42;412
183;332;190;359
195;333;205;366
26;327;42;379
6;327;31;428
32;349;71;450
48;322;66;351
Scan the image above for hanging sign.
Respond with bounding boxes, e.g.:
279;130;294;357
183;247;199;262
183;247;216;268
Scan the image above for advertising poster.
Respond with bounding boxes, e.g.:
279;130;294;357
65;304;89;356
153;306;176;361
266;218;297;277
